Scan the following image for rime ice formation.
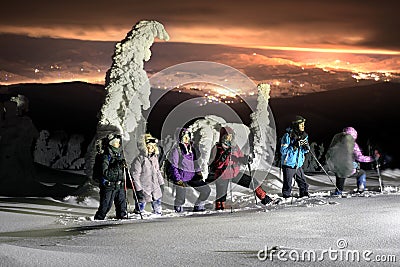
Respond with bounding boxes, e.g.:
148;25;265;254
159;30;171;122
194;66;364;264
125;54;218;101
34;130;85;170
188;115;227;174
98;20;169;140
86;20;169;178
249;83;276;172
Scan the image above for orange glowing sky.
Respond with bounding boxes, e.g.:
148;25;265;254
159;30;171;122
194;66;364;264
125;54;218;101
1;1;400;85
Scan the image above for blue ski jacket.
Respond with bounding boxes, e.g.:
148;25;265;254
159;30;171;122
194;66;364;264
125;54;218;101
280;128;309;168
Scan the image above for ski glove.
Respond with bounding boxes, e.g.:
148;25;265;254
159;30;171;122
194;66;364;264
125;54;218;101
298;139;309;149
119;159;128;168
175;180;186;187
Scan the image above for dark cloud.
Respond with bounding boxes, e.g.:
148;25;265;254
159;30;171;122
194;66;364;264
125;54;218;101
1;1;399;50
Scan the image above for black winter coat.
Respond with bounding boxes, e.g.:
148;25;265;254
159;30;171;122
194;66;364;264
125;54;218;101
102;146;125;182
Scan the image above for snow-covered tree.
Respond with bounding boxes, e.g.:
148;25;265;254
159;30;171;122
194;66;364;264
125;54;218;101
98;20;169;140
189;115;227;175
85;20;169;178
249;83;276;175
34;130;85;169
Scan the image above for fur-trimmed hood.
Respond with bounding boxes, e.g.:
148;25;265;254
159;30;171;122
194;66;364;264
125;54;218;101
138;133;159;156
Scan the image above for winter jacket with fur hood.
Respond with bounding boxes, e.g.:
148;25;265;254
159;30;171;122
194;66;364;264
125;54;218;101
130;135;164;202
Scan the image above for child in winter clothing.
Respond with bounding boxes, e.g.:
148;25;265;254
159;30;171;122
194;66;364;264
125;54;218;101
94;134;127;220
130;133;165;214
169;128;211;212
280;116;310;198
209;126;273;210
326;127;379;194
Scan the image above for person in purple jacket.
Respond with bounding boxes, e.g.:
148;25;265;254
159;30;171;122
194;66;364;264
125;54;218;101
168;128;211;212
326;127;380;195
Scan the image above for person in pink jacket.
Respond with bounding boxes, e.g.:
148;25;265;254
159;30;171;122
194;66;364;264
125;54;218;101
130;133;165;214
327;127;379;195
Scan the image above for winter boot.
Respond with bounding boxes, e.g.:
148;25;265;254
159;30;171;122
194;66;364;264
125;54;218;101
255;186;267;201
133;202;145;214
152;199;162;215
215;201;225;211
261;195;273;205
332;190;342;196
193;201;206;212
174;205;183;213
138;202;146;212
336;177;346;192
299;191;310;198
357;174;367;193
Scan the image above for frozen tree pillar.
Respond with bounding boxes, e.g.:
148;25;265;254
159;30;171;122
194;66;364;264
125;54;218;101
85;21;169;178
249;83;275;170
98;20;169;140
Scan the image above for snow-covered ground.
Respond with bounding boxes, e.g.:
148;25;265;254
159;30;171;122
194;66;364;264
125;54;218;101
1;167;400;266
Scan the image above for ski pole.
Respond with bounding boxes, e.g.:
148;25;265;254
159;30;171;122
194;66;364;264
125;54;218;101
119;138;143;219
307;145;341;192
229;179;233;213
126;167;143;220
123;169;129;219
375;159;383;193
247;161;258;205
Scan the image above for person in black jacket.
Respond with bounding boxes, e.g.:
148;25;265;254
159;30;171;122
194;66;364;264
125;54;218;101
94;134;127;220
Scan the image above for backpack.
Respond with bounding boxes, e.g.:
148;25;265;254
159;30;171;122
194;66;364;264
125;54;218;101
325;132;355;177
92;137;110;183
163;148;182;182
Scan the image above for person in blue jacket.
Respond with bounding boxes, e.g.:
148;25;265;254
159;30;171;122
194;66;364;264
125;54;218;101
280;115;310;198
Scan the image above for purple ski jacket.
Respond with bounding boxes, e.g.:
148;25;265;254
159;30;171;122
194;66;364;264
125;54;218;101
169;143;200;182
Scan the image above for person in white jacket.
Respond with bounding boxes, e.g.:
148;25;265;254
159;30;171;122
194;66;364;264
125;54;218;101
130;133;165;214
